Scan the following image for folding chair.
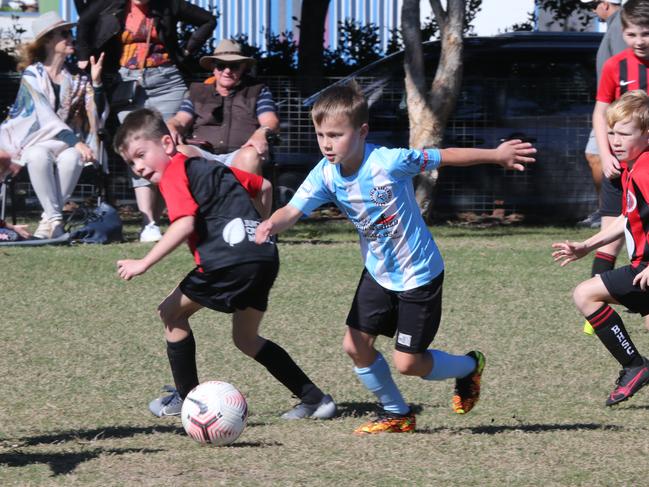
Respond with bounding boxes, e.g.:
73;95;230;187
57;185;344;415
0;174;16;225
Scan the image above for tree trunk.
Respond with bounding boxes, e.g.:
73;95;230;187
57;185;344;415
402;0;466;221
297;0;330;94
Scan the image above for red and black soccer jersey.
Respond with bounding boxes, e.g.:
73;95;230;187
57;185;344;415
621;151;649;267
158;153;277;272
598;48;649;104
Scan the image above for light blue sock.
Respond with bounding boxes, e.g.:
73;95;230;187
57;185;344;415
423;349;476;381
354;353;410;415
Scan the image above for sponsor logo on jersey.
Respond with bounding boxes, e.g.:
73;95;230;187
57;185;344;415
369;185;393;206
223;218;260;246
351;211;400;241
620;80;636;86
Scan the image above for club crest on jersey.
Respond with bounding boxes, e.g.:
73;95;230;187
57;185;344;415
369;186;393;206
627;190;637;213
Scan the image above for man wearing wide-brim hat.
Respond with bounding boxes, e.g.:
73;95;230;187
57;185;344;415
167;39;279;175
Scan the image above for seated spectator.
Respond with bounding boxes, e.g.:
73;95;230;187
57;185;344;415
0;12;107;239
166;40;280;176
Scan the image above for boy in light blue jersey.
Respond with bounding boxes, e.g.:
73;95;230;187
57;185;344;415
255;82;536;434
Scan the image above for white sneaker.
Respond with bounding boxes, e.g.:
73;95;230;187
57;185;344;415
33;219;51;239
34;219;64;239
140;222;162;242
149;386;183;417
281;394;337;420
49;220;64;239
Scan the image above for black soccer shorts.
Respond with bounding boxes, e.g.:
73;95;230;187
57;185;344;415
599;176;623;217
180;261;279;313
601;264;649;316
346;269;444;353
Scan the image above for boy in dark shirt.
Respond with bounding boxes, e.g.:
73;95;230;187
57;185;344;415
114;108;336;420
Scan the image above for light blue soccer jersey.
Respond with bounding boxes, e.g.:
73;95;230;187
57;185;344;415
289;143;444;291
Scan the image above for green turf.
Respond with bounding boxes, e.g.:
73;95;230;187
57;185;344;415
2;222;648;485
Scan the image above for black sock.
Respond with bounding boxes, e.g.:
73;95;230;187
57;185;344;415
591;252;616;277
254;339;324;404
587;305;643;367
167;332;199;399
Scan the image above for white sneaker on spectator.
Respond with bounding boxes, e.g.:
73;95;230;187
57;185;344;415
49;220;64;239
34;218;65;239
140;222;162;242
33;219;51;239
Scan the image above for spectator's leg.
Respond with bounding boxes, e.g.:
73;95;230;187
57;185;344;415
586;152;603;196
135;65;187;240
134;184;160;227
55;147;84;206
231;147;263;175
22;146;60;220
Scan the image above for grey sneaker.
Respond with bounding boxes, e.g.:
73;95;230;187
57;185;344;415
149;386;183;417
281;394;337;420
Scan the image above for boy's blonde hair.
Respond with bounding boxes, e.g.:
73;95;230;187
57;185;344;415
606;90;649;132
311;80;369;128
113;108;171;159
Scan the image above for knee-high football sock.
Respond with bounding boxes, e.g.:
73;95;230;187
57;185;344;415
354;352;410;415
254;340;324;404
422;349;476;380
591;252;616;277
167;332;199;399
587;305;643;367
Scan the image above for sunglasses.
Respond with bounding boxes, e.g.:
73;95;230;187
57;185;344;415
214;61;244;71
55;29;73;39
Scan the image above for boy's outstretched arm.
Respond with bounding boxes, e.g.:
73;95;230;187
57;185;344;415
439;139;536;171
117;216;195;280
255;204;302;244
552;214;625;267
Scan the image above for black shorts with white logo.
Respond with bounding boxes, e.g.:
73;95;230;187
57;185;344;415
180;261;279;313
601;264;649;316
346;269;444;353
599;176;623;217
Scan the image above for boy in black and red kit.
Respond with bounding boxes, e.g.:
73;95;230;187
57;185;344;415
114;108;336;420
585;0;649;334
554;90;649;406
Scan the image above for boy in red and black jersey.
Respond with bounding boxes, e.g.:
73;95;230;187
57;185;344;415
554;90;649;407
114;108;336;421
589;0;649;319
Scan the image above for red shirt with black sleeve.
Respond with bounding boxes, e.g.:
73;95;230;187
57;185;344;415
158;153;276;271
598;48;649;104
622;151;649;267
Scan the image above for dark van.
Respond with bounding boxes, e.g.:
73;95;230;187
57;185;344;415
295;31;603;221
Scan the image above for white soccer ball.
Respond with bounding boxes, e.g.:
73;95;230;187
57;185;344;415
181;381;248;446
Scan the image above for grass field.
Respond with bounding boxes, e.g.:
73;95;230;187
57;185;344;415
2;221;649;485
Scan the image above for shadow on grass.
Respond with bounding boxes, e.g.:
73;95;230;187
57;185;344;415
0;447;161;476
11;422;268;447
276;238;357;245
12;425;185;446
417;422;623;435
335;401;424;417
